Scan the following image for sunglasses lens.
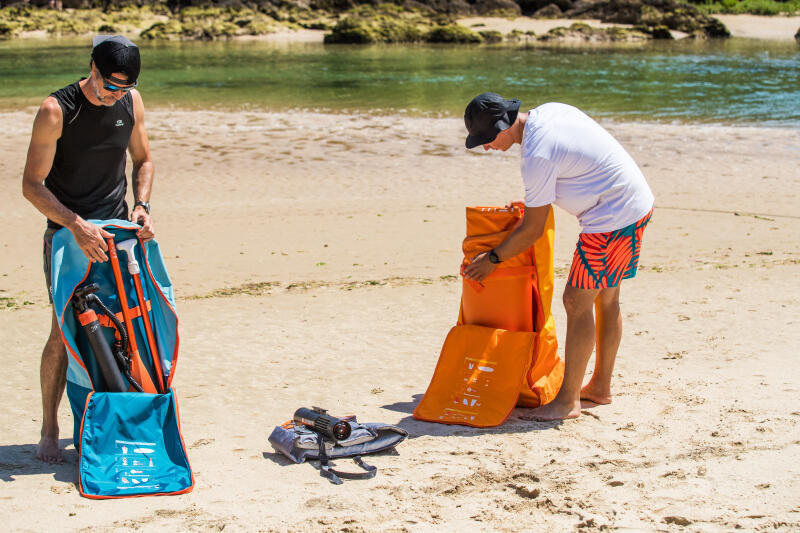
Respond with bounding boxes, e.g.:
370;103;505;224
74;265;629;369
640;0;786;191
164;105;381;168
104;84;133;92
102;77;136;93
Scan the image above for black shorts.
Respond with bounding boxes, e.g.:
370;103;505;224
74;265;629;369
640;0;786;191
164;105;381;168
43;227;59;303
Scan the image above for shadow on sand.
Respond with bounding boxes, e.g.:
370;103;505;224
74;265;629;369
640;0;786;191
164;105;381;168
262;395;609;465
380;394;570;438
0;439;77;485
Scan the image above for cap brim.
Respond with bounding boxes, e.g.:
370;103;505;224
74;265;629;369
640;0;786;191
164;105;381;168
465;118;514;149
466;132;496;149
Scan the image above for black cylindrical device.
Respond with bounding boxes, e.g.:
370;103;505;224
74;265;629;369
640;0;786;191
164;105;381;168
73;284;128;392
293;407;351;441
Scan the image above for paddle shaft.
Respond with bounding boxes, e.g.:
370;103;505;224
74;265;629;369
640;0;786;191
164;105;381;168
106;238;158;394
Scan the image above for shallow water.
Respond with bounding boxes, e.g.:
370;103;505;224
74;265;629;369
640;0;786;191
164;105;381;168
1;37;798;126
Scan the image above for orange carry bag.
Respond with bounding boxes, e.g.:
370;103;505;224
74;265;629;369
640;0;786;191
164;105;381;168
414;205;564;427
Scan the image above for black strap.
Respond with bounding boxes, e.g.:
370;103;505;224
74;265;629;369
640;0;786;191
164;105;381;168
317;435;377;485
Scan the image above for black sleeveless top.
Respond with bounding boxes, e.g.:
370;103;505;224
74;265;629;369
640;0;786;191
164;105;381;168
45;80;134;229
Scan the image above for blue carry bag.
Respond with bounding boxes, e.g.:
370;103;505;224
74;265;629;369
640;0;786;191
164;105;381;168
52;219;194;498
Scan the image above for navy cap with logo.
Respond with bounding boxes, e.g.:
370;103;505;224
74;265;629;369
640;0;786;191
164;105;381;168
464;92;521;149
91;35;140;85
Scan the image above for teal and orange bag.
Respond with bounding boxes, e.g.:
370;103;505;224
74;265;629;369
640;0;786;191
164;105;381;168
52;219;193;498
414;205;564;427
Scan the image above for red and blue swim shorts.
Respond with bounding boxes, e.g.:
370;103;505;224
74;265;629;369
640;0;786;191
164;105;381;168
567;209;653;290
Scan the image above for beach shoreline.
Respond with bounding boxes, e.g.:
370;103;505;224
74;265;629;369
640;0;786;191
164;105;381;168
458;14;800;40
1;108;799;531
6;14;800;42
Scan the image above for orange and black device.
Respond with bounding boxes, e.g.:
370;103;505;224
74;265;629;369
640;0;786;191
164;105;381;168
73;284;128;392
293;407;351;441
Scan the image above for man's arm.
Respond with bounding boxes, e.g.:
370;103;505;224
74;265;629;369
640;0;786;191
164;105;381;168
22;97;113;263
463;204;551;282
127;89;155;241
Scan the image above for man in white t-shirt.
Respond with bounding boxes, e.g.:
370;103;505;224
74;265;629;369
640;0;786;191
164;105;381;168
462;92;654;421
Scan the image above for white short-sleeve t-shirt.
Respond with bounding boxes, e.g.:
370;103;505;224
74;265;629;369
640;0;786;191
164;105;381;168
521;103;654;233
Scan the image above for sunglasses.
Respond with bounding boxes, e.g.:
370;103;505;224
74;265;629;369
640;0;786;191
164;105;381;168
101;74;137;93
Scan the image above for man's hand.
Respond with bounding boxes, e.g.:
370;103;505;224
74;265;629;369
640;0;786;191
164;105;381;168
131;207;155;242
69;219;114;263
463;251;497;283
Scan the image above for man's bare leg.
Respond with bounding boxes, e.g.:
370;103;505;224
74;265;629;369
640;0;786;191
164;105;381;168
37;309;67;463
529;285;600;421
581;285;622;405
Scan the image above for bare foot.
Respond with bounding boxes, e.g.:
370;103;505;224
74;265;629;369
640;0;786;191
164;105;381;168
527;399;582;421
36;435;62;463
580;382;612;405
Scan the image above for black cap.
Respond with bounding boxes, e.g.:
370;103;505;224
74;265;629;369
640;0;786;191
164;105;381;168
91;35;140;85
464;92;521;149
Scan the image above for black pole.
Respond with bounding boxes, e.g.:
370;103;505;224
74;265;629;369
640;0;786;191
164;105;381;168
73;284;128;393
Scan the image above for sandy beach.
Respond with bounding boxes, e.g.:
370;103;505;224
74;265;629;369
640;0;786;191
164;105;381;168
457;14;800;40
1;103;799;531
714;14;800;40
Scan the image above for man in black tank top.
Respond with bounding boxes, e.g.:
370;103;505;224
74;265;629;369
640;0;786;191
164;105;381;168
21;35;156;463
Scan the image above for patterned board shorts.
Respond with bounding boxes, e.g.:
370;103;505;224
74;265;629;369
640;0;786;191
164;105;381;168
567;209;653;290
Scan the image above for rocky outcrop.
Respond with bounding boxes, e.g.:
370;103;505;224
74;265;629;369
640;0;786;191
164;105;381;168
473;0;521;16
408;0;472;15
539;21;649;41
565;0;729;38
532;3;563;18
516;0;575;15
324;17;485;42
0;0;731;40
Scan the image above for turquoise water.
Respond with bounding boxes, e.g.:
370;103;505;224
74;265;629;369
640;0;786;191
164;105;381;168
1;38;798;126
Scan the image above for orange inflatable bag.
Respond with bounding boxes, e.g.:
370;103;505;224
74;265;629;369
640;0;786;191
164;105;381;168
414;205;564;427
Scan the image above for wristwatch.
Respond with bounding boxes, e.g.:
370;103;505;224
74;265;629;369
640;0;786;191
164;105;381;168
488;249;502;264
133;201;150;214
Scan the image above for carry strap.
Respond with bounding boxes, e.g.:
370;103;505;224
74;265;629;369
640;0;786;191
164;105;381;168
317;435;377;485
95;300;152;330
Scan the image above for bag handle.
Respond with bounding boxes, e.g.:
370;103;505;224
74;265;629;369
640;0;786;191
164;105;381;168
317;435;377;485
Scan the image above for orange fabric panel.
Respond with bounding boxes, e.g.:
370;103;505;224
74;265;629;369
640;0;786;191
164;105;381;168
462;233;532;269
460;267;534;332
413;325;535;427
458;205;536;332
518;315;563;407
463;205;524;236
416;204;564;428
458;204;563;409
525;207;562;407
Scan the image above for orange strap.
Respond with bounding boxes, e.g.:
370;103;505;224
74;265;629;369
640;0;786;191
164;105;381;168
95;300;152;330
78;309;98;326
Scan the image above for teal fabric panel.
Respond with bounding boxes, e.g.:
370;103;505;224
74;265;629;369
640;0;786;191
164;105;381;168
134;236;178;385
67;381;92;449
79;390;193;497
51;225;93;389
51;219;189;497
51;219;179;391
